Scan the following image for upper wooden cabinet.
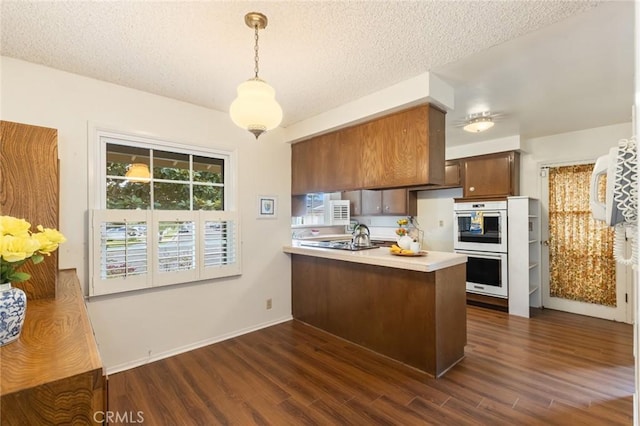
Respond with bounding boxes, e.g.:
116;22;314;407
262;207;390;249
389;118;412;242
444;160;461;188
461;151;520;199
342;190;362;216
361;189;417;216
291;104;445;195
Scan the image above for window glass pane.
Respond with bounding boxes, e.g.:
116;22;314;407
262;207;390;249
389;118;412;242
193;156;224;184
101;221;148;279
193;185;223;211
154;150;190;182
106;178;151;209
106;144;150;178
158;221;196;272
153;182;190;210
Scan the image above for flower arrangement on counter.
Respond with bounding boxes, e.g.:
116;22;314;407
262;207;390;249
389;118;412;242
395;217;422;242
395;218;410;237
0;216;66;284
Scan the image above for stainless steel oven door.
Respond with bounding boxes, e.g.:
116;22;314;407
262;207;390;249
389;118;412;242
455;249;508;298
453;207;507;252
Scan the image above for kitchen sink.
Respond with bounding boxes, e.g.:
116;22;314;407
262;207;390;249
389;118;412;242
299;240;381;251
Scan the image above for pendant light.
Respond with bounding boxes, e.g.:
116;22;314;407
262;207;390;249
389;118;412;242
125;163;151;183
230;12;283;139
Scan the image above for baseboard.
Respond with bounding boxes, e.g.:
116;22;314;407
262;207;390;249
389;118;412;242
105;315;293;375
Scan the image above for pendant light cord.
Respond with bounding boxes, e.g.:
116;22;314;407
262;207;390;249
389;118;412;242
253;25;260;79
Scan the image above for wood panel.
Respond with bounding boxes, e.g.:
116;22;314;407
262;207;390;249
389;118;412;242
291;254;466;377
0;121;59;300
0;269;104;424
107;306;633;425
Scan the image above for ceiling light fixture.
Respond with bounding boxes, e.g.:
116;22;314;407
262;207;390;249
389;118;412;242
463;112;495;133
229;12;283;139
125;163;151;183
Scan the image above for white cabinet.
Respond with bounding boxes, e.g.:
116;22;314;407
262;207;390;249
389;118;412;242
507;197;541;318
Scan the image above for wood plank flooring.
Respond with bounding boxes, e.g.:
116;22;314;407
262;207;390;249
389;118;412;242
108;307;634;425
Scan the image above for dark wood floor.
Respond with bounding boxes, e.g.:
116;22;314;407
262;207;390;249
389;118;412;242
108;306;634;425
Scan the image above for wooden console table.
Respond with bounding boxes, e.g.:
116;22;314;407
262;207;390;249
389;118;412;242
0;269;104;424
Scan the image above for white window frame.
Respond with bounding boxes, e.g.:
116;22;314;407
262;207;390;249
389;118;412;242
87;125;240;297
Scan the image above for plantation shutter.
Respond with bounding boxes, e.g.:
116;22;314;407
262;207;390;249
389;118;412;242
90;209;241;296
200;211;241;279
90;210;153;296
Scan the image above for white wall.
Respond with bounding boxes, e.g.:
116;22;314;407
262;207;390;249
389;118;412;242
0;57;293;372
416;187;462;252
416;122;632;252
520;122;632;198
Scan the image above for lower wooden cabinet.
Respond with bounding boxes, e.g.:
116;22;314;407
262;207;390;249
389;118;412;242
0;270;105;424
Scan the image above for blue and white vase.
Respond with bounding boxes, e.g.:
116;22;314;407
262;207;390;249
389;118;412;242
0;282;27;346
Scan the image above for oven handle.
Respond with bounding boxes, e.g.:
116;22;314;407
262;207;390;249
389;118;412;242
455;211;504;217
455;250;506;260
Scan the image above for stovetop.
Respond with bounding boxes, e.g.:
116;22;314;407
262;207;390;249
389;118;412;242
299;240;382;251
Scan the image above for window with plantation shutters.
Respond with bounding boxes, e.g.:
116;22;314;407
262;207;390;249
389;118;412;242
90;210;241;296
88;129;240;297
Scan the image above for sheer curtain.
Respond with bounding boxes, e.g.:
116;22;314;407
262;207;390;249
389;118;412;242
548;164;616;306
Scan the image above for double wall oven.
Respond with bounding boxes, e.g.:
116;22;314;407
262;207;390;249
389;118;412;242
454;200;508;298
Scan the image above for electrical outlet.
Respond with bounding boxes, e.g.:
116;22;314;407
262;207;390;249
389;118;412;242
439;220;444;227
266;298;272;310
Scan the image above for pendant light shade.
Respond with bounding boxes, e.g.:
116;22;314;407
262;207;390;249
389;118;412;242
230;78;283;138
125;163;150;182
230;12;282;139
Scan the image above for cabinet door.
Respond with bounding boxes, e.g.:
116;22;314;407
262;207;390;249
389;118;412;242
381;189;407;215
444;160;461;187
291;141;314;195
462;152;519;198
361;190;382;215
326;127;362;191
361;107;427;188
360;189;416;216
342;190;362;216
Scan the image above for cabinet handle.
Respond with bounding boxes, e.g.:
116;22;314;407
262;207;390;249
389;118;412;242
469;186;475;192
384;205;389;211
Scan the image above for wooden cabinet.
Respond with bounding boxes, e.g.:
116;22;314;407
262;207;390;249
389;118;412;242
360;189;417;216
342;190;362;216
292;127;363;195
343;189;416;216
461;151;519;199
444;160;461;187
0;270;105;424
291;104;445;195
361;105;445;189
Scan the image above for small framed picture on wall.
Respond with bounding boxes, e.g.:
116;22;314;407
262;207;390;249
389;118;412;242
257;195;278;219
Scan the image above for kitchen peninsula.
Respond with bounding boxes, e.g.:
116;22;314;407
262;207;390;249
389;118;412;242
283;243;467;377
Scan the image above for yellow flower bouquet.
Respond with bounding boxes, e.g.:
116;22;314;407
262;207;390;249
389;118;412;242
0;216;66;284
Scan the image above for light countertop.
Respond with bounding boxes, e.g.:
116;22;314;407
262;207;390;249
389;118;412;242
283;241;466;273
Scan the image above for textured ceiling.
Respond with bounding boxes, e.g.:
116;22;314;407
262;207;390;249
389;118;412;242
1;1;608;133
